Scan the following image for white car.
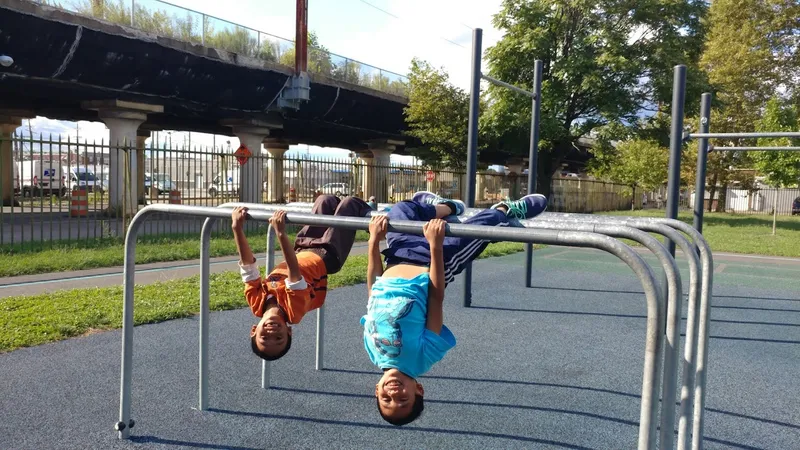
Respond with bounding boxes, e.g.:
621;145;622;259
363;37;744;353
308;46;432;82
316;182;352;196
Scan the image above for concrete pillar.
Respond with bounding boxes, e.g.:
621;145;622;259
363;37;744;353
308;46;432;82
264;140;290;203
136;130;150;205
1;117;22;206
364;147;393;203
221;118;281;204
83;100;163;215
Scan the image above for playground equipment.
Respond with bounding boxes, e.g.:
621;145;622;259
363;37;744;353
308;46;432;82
664;72;800;450
114;59;720;450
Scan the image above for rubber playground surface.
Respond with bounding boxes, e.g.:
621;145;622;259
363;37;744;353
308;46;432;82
1;247;798;449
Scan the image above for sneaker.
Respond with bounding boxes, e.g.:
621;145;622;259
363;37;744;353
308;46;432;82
412;191;466;216
492;194;548;220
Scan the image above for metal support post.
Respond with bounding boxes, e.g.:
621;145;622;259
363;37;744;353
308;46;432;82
524;59;543;288
688;131;800;139
693;94;712;233
463;27;482;308
198;218;214;411
666;65;687;257
708;145;800;151
316;306;325;370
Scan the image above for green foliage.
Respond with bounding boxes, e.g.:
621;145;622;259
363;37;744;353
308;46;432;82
753;97;800;188
480;0;707;194
598;139;669;194
404;58;472;168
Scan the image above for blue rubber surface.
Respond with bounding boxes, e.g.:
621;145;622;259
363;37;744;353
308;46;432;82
1;249;798;449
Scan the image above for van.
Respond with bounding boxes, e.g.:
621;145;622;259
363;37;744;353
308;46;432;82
64;166;102;193
17;160;65;197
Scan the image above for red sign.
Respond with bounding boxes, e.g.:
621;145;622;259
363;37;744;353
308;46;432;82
233;144;252;166
425;170;436;182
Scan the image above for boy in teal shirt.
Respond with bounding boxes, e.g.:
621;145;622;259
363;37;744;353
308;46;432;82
362;191;547;425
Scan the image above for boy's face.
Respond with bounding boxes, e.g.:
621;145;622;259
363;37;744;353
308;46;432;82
375;369;423;419
250;306;291;356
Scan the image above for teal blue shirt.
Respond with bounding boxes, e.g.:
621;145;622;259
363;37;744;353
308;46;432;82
360;273;456;379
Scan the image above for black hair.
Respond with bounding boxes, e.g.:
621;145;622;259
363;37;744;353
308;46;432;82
250;333;292;361
377;394;424;426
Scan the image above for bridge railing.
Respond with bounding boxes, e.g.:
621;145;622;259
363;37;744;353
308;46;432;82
35;0;409;97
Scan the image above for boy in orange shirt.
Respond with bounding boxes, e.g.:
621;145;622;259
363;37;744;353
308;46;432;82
232;194;372;361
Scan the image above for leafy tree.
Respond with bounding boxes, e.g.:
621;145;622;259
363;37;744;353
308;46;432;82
279;32;334;76
699;0;800;210
753;97;800;234
596;139;669;209
483;0;708;198
404;59;483;169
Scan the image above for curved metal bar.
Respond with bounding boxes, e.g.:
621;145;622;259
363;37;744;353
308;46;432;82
119;204;663;449
198;217;216;411
542;212;713;450
525;220;680;450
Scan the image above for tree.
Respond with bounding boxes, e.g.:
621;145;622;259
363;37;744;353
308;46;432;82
699;0;800;211
403;59;472;169
595;139;669;209
483;0;708;198
279;32;334;76
753;97;800;234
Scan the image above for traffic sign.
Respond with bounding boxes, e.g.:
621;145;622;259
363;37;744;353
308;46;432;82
233;144;252;166
425;170;435;182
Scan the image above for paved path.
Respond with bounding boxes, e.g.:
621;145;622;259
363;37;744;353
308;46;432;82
0;241;376;298
1;251;798;449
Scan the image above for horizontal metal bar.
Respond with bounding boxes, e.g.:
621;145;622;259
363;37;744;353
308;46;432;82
481;74;535;98
687;131;800;139
709;146;800;152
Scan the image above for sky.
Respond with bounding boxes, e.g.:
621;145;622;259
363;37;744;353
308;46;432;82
19;0;506;164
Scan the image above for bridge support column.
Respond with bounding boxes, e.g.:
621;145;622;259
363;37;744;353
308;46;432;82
361;139;402;203
83;100;163;216
264;140;290;203
0;115;23;207
222;118;281;204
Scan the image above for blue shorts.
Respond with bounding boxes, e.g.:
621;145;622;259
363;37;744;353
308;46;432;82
382;200;510;284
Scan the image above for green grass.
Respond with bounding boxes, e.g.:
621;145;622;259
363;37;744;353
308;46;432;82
0;241;528;353
597;210;800;257
0;228;370;278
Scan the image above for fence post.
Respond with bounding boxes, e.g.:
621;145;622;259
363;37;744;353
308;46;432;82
130;0;135;27
202;14;206;46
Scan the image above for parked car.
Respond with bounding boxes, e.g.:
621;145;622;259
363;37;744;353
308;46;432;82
792;196;800;215
316;182;353;197
65;167;103;193
208;170;239;197
145;172;177;195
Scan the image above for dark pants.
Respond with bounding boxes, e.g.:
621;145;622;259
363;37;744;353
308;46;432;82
294;195;373;274
382;200;510;284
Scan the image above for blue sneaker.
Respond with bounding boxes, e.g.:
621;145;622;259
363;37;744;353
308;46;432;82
412;191;466;216
492;194;548;220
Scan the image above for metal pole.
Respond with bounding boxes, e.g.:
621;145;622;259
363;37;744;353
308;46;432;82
198;218;215;410
693;93;711;233
708;146;800;151
463;27;482;308
525;60;543;288
480;74;535;97
666;65;687;257
316;305;325;370
261;226;276;389
688;131;800;139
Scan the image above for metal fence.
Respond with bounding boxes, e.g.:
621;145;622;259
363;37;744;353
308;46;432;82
1;133;651;249
35;0;408;97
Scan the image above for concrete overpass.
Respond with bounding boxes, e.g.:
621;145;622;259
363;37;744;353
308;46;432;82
0;0;412;207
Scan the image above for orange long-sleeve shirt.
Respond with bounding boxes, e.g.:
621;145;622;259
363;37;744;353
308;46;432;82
241;251;328;324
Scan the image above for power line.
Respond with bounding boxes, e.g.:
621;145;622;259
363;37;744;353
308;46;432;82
355;0;469;50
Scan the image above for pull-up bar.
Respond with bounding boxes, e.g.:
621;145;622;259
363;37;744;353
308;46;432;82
686;131;800;140
117;203;665;450
481;73;537;98
709;145;800;152
467;27;544;303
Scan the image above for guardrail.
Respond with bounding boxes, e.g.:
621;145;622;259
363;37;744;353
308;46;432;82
35;0;409;96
